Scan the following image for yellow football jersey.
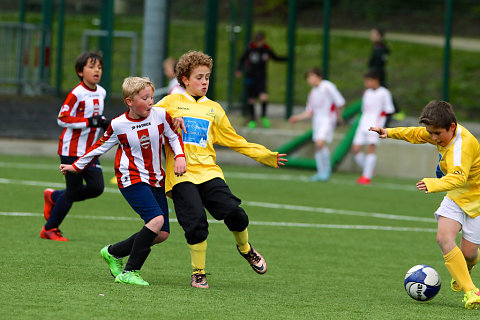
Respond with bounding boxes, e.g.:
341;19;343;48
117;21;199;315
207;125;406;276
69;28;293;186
154;92;279;195
388;125;480;217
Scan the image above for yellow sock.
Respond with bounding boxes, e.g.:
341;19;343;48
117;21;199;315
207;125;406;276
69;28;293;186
444;246;476;292
467;248;480;272
188;240;207;275
232;228;250;254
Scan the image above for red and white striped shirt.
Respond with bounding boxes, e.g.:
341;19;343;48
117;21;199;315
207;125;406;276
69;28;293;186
57;82;106;157
72;108;184;189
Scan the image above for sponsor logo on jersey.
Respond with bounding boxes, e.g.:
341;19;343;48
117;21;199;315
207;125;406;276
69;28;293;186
131;122;151;130
140;135;150;149
206;108;215;118
183;117;210;148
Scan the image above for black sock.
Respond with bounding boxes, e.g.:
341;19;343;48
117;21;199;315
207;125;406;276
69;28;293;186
261;101;268;118
124;226;158;272
247;103;255;121
109;232;139;258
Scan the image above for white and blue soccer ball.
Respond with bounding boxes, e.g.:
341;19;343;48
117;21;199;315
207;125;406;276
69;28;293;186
404;264;441;301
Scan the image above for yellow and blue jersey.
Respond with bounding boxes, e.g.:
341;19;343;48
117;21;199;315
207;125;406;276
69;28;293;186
388;125;480;217
154;92;279;195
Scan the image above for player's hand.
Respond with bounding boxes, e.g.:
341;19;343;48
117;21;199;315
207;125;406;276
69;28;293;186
100;117;111;131
88;115;105;128
416;180;428;193
173;117;186;133
277;153;288;167
235;70;242;78
288;115;297;124
174;157;187;176
369;127;388;138
59;164;76;175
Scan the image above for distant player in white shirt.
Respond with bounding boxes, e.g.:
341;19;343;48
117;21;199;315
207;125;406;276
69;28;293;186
289;68;345;181
352;71;395;185
164;57;185;95
61;77;186;286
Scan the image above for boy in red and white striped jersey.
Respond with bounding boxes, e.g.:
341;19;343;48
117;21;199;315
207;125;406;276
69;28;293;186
41;52;110;241
61;77;186;285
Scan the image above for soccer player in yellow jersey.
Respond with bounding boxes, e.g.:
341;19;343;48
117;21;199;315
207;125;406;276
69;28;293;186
154;51;287;288
370;100;480;309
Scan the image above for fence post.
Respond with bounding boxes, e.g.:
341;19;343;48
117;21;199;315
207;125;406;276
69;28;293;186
442;0;452;102
55;0;65;97
99;0;114;99
285;0;296;119
322;0;331;80
39;0;53;91
204;0;218;100
142;0;169;89
227;0;238;111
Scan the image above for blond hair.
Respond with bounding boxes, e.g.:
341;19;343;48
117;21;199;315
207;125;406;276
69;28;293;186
122;76;155;102
176;51;213;88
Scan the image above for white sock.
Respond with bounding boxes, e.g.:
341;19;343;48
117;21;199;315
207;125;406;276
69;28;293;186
315;150;324;175
320;147;331;174
354;152;365;168
363;154;377;179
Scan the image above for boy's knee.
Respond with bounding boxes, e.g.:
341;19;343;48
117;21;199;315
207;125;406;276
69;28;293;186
224;209;249;232
89;185;104;198
186;228;208;245
152;231;169;245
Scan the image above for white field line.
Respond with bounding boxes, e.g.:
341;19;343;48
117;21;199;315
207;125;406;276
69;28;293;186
0;161;417;192
0;211;436;233
0;178;436;223
0;177;435;224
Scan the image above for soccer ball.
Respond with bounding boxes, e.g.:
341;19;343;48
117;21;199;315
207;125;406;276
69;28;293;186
404;265;441;301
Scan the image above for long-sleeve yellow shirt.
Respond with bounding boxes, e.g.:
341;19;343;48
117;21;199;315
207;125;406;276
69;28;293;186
154;92;279;195
388;125;480;217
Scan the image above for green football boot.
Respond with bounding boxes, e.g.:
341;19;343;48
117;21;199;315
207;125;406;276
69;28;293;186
100;245;123;278
115;270;149;286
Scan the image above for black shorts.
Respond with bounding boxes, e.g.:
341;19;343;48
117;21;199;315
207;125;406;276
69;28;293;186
171;178;249;244
246;77;267;99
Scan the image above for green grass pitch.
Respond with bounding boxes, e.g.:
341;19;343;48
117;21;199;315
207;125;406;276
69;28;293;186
1;154;479;319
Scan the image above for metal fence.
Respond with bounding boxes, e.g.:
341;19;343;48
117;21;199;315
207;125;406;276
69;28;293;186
0;22;49;95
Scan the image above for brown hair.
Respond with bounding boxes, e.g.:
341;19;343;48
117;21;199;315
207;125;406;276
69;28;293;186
176;51;213;88
75;51;103;80
419;100;457;129
305;67;323;79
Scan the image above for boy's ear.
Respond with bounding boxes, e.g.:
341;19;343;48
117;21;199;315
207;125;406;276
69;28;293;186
181;76;188;87
125;97;133;107
450;122;457;131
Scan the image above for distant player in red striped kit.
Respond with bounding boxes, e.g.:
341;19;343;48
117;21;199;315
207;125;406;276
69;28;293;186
61;77;186;285
42;52;110;241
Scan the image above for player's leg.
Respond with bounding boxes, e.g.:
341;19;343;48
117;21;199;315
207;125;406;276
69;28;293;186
246;81;257;129
361;144;377;183
71;158;104;201
435;198;480;308
312;139;330;181
259;88;270;128
452;239;480;292
200;178;266;274
113;183;167;285
172;182;209;288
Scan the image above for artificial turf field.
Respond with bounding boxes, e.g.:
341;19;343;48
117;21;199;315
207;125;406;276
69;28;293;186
1;154;479;319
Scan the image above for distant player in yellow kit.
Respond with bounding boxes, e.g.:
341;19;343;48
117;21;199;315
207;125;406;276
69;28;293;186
154;51;287;288
370;100;480;309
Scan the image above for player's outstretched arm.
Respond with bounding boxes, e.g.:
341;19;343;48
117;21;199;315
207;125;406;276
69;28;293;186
277;153;288;167
416;180;429;194
59;164;77;175
369;127;388;138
